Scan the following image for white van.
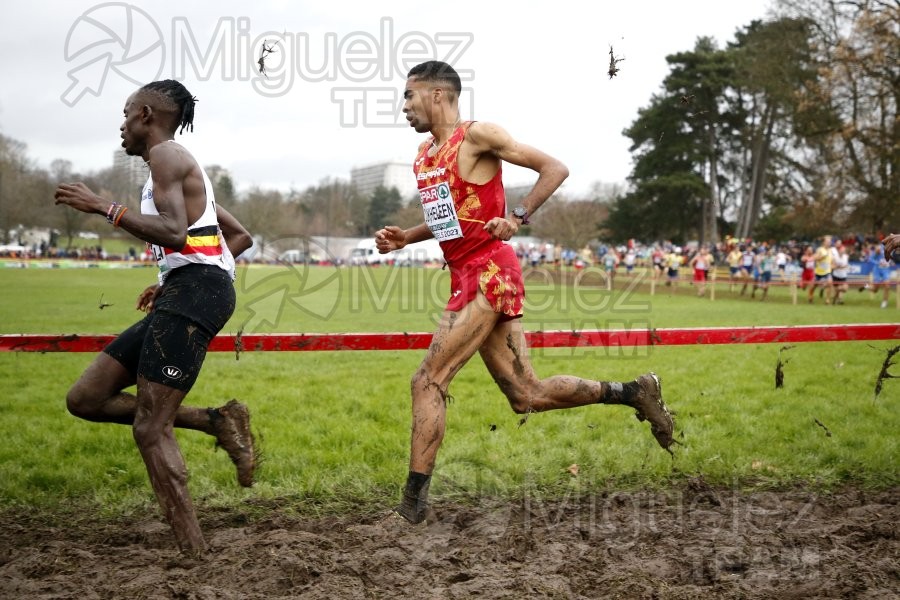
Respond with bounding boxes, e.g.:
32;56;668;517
349;239;383;265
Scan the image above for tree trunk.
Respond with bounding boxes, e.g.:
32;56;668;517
748;106;776;236
738;129;762;241
735;100;757;240
707;125;721;244
699;195;707;246
739;101;775;240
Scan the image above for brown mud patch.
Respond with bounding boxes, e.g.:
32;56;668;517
1;486;897;599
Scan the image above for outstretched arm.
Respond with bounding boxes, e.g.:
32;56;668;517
374;223;433;254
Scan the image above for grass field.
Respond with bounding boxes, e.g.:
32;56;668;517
0;264;897;518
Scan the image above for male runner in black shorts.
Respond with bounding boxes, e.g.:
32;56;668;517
54;80;255;553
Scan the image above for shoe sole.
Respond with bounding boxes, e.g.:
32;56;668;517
632;373;675;454
214;400;257;487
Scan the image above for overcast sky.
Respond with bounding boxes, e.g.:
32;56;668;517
0;0;774;198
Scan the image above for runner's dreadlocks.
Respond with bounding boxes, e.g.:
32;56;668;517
140;80;198;134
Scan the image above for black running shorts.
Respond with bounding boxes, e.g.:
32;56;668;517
103;264;236;392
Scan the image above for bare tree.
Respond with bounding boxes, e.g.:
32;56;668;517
49;159;89;249
775;0;899;233
0;134;35;243
530;196;607;249
204;164;237;209
231;187;288;257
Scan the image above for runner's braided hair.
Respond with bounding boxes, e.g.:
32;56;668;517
140;80;198;134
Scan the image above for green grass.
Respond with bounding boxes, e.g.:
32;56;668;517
67;234;137;252
0;265;897;517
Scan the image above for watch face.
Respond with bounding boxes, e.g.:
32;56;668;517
513;207;526;217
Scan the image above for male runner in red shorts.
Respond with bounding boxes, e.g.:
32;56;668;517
375;61;675;524
54;80;256;553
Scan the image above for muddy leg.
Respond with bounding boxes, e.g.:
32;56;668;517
396;296;499;523
479;320;674;451
132;378;206;553
67;353;228;432
479;320;610;413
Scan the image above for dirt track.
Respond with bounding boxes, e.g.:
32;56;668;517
1;485;897;599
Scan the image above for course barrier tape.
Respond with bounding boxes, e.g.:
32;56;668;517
1;324;897;353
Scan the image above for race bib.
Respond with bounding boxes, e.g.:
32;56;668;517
149;242;170;274
419;181;463;241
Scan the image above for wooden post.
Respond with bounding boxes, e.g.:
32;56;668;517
710;268;716;301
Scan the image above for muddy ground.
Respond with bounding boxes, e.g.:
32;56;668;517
1;485;897;599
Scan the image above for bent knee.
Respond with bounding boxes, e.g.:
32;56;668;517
508;396;533;414
497;379;540;414
501;383;532;414
66;385;97;419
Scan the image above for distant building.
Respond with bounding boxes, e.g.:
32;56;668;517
113;148;149;193
350;160;417;202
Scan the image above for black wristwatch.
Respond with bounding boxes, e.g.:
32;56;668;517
511;205;530;225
